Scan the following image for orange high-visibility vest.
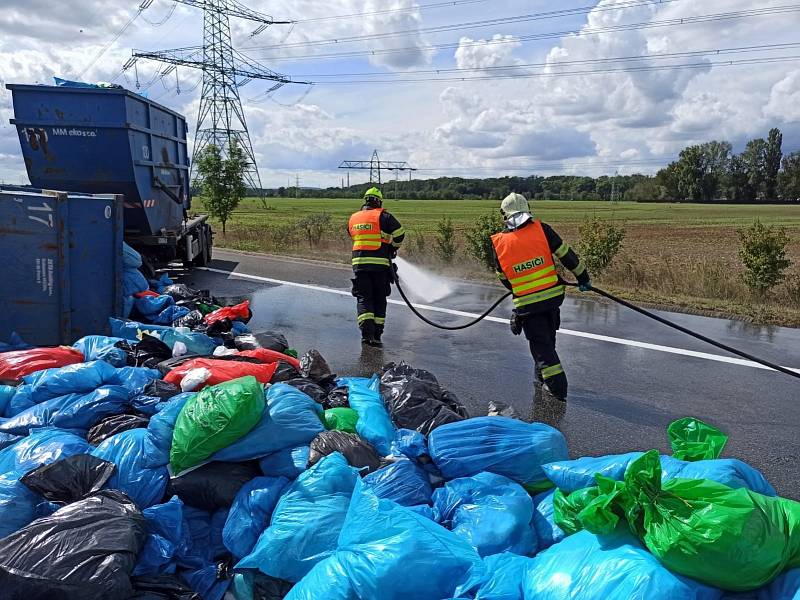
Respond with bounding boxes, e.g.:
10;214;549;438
492;220;564;308
348;208;391;251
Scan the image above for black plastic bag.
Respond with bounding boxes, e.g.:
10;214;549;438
299;349;332;382
205;318;232;337
116;334;173;369
130;574;201;599
0;490;146;600
144;379;182;400
380;362;469;436
162;284;200;302
323;386;350;409
165;462;261;511
270;361;301;383
308;431;383;475
284;378;327;404
251;573;294;600
87;414;150;446
21;454;117;504
172;310;204;330
253;331;289;353
233;334;261;351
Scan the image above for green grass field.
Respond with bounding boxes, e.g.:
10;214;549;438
217;197;800;231
198;197;800;326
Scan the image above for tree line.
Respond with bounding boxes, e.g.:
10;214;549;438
259;127;800;203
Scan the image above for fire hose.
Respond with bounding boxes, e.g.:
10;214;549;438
392;266;800;381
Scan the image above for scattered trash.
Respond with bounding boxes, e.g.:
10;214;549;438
1;280;796;600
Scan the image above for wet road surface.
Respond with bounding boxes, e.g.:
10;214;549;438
181;249;800;499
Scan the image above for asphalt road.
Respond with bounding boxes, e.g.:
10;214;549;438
180;249;800;499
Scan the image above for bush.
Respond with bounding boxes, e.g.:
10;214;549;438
578;217;626;275
297;212;332;248
466;211;505;270
738;220;791;294
434;216;456;263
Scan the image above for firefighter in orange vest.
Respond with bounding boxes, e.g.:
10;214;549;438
347;187;405;347
491;193;591;401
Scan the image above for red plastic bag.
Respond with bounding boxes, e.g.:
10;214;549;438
0;347;84;380
204;300;251;325
133;290;159;299
238;348;301;370
163;358;277;390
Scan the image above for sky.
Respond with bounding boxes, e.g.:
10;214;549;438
0;0;799;188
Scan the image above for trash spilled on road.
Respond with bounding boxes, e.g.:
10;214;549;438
0;243;798;600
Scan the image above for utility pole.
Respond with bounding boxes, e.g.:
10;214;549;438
129;0;310;192
295;174;300;199
610;169;619;204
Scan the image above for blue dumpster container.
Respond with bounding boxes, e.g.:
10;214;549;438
0;186;124;346
6;83;190;237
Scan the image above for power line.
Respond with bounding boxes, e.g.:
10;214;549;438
246;0;684;50
248;4;800;62
293;41;800;78
305;54;800;85
293;0;488;24
141;1;178;26
78;0;155;78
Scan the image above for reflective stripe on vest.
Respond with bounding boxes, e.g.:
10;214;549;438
349;208;385;251
491;220;563;306
352;256;391;267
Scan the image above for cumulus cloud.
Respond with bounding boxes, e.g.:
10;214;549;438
455;34;522;70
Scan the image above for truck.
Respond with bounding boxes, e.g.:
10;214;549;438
6;82;213;273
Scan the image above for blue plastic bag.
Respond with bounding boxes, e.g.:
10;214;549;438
532;490;566;550
212;383;324;462
523;528;722;600
543;453;776;496
135;294;174;316
0;432;22;451
92;428;169;508
150;273;174;293
429;417;568;489
339;375;395;456
0;385;130;435
181;563;231;600
5;386;35;417
390;428;429;460
223;476;290;560
123;295;135;319
111;366;161;396
259;446;310;479
237;452;360;582
22;360;119;404
0;332;29;352
0;427;90;473
179;506;229;569
433;471;536;558
454;552;531;600
144;393;193;468
110;317;175;341
285;480;482;600
72;336;128;367
123;242;143;269
160;329;219;355
0;385;16;416
123;268;149;296
759;568;800;600
134;496;189;576
0;471;42;538
363;459;433;507
151;305;190;325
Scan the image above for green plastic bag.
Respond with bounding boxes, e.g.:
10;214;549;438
557;450;800;592
668;417;728;461
170;376;265;475
323;407;359;434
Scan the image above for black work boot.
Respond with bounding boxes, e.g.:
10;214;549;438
360;321;375;345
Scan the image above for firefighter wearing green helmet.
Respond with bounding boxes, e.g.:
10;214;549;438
347;186;405;347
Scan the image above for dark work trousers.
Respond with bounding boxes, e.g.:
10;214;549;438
521;308;568;400
352;270;391;339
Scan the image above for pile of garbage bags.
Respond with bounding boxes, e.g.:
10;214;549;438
0;256;798;599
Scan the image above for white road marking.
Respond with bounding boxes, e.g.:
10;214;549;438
199;267;800;375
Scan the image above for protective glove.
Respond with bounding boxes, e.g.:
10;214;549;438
578;280;592;292
510;313;523;336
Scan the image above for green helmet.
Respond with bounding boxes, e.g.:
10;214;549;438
364;187;383;200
